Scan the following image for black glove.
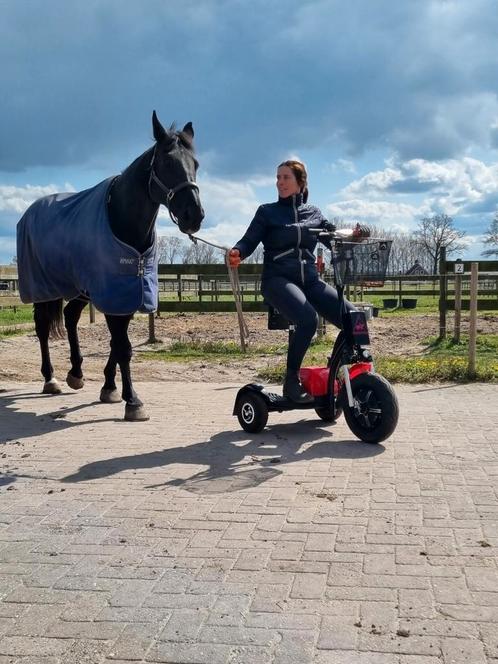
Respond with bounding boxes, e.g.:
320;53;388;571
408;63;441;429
323;220;336;233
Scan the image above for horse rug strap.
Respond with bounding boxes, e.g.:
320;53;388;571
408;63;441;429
17;177;159;316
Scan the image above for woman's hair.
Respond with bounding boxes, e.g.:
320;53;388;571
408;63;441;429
278;159;309;203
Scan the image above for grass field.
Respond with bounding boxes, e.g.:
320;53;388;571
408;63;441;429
142;333;498;384
0;303;34;336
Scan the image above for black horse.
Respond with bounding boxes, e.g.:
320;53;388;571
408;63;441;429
16;111;204;421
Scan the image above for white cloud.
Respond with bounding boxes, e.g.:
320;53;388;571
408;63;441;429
339;157;498;219
0;183;75;214
343;158;498;196
326;199;424;229
326;159;357;175
156;173;263;249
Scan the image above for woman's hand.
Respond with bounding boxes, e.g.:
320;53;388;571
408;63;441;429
228;248;241;268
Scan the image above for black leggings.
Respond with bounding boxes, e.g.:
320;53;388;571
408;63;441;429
262;277;355;372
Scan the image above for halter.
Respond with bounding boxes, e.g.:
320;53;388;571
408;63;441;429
147;145;199;225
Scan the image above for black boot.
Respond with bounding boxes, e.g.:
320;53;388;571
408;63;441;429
283;370;313;404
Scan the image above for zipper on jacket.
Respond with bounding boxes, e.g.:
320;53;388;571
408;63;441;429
293;195;305;284
138;257;145;277
273;248;294;260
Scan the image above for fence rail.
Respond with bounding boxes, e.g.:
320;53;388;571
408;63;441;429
154;267;498;313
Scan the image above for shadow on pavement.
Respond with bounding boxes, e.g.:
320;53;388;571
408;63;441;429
61;418;385;492
0;387;122;489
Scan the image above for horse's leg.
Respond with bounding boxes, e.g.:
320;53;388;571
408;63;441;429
105;314;148;421
34;301;62;394
99;349;122;403
64;298;88;390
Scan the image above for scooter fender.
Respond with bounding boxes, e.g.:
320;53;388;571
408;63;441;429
232;383;269;415
348;362;373;380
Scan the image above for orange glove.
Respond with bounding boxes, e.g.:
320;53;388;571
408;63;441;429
228;248;241;268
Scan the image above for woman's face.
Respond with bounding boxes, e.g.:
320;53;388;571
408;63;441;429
276;166;301;198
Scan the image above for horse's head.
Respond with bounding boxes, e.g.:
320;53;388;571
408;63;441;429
149;111;204;235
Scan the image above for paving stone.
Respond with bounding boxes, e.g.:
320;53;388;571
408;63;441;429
108;622;161;660
0;635;73;656
441;636;487;664
273;629;316;663
146;641;230;663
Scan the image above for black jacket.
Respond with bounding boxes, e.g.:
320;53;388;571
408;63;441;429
234;193;330;285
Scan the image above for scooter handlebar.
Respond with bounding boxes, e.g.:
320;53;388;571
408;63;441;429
310;223;372;242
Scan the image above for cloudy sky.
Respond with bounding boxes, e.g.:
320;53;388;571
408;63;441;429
1;0;498;263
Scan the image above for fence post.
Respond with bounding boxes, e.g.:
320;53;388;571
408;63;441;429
147;312;158;344
453;258;463;343
89;302;95;324
468;262;478;377
438;246;447;340
177;273;182;302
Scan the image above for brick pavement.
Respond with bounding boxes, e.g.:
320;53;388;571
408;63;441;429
0;381;497;664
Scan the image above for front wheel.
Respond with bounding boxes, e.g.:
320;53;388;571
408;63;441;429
338;373;398;443
235;392;268;433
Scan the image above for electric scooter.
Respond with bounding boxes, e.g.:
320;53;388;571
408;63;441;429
233;226;399;443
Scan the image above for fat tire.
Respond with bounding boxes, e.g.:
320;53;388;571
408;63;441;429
236;392;268;433
339;372;398;443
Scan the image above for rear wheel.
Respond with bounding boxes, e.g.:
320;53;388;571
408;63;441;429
338;373;398;443
235;392;268;433
315;405;343;422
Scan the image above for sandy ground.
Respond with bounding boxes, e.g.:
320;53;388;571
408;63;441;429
1;310;497;385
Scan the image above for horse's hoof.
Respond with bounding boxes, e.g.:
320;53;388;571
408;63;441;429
124;404;150;422
66;372;85;390
42;379;62;395
100;388;122;403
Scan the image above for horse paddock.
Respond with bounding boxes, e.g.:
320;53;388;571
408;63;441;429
2;310;498;387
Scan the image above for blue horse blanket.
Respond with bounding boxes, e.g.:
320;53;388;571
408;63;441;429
17;177;158;316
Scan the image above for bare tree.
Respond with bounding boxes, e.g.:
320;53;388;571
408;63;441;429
244;245;264;264
414;214;466;274
388;232;431;274
157;235;186;264
482;212;498;257
181;241;221;264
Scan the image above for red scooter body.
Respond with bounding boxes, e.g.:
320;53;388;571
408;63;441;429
300;363;373;397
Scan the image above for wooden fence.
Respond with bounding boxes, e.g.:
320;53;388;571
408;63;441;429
1;260;497;316
153;262;498;314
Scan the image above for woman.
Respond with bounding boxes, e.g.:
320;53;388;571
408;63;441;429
229;160;360;404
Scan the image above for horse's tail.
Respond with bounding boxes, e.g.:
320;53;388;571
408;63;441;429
34;299;65;340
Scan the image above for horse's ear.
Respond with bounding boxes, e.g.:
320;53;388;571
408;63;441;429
182;122;194;139
152;110;166;142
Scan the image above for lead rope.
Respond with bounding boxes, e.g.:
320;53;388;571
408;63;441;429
188;235;250;352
